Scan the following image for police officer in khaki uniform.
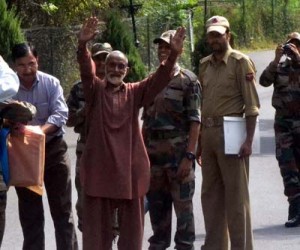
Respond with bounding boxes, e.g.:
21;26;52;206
197;16;260;250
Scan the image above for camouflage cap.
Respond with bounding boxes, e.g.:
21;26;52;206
286;32;300;43
153;30;176;45
91;43;113;57
0;100;37;123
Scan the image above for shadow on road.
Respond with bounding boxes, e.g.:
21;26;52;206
253;224;300;239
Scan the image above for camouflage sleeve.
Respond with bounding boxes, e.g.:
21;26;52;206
66;82;85;128
259;61;278;87
182;70;201;123
185;79;201;123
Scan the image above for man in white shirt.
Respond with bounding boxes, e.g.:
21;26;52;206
0;56;19;101
0;55;20;247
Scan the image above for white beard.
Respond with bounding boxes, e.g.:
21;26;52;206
106;76;124;86
106;74;125;86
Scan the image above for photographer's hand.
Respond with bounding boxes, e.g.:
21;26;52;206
287;43;300;62
274;44;284;64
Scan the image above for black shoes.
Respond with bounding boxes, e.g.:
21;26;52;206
285;214;300;227
285;198;300;228
288;202;297;220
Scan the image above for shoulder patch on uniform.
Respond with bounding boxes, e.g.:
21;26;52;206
246;72;254;81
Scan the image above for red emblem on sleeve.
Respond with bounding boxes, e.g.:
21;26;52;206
246;73;254;81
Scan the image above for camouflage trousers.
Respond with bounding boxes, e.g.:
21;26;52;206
147;166;195;250
146;137;195;250
0;190;7;247
75;141;85;231
275;117;300;201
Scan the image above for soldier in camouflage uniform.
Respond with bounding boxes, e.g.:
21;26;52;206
142;30;201;250
260;32;300;228
66;43;112;231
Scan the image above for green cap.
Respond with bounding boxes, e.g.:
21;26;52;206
91;43;113;57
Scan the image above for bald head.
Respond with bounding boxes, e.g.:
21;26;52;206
105;50;128;65
105;50;129;86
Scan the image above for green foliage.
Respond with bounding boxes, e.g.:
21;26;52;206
12;0;126;27
101;11;146;82
40;2;58;15
7;0;300;86
141;0;189;31
186;0;300;72
0;0;24;61
129;0;199;72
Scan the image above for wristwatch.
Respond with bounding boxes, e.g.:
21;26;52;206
185;152;196;161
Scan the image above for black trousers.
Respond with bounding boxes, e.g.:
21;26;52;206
0;190;6;247
16;137;78;250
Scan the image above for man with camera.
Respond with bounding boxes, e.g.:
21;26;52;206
260;32;300;228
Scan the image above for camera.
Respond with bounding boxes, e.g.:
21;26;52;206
283;43;292;54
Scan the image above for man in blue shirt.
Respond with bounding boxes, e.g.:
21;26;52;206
11;43;78;250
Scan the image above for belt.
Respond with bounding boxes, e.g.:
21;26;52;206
201;116;223;128
148;130;186;140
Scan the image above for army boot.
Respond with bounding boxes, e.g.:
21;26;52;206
288;201;297;220
285;198;300;228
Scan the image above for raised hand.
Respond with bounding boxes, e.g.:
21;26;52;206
286;43;300;62
78;17;99;44
169;27;186;55
274;44;284;64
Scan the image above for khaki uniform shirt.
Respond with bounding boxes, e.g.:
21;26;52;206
199;47;260;117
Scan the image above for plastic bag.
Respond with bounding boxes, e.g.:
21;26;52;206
8;126;45;193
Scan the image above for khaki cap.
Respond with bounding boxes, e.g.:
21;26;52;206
286;32;300;43
206;15;230;35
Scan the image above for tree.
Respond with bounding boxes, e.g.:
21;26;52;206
6;0;127;27
5;0;300;88
0;0;24;61
102;11;146;82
